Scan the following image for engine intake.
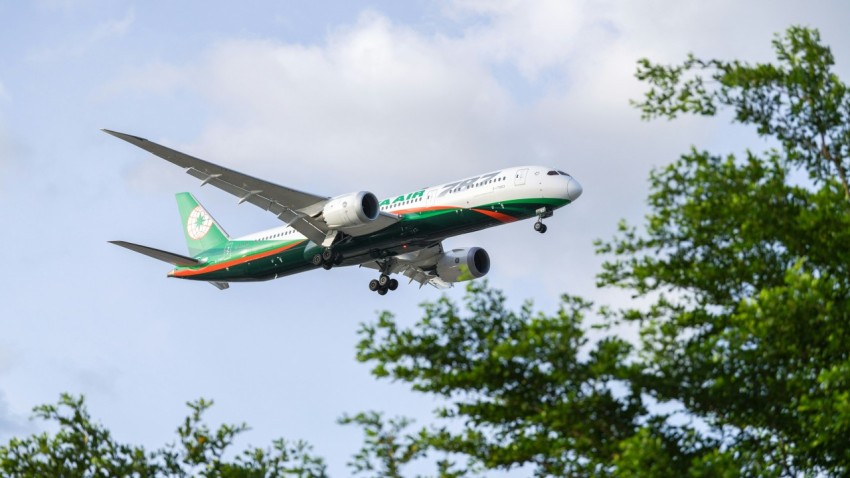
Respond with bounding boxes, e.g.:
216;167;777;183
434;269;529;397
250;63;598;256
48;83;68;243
323;191;380;229
436;247;490;283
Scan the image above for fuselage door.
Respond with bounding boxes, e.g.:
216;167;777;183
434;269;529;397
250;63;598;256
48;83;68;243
514;168;528;186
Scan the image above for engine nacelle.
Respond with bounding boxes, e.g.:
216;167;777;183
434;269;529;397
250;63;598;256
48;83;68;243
436;247;491;283
323;191;380;228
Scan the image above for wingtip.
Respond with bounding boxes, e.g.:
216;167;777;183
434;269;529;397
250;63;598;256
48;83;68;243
101;129;147;143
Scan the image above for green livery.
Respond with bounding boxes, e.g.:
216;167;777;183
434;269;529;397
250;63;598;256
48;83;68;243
105;129;583;293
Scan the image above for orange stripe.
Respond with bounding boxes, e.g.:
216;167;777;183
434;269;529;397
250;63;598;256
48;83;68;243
390;205;457;215
471;208;518;223
170;240;306;277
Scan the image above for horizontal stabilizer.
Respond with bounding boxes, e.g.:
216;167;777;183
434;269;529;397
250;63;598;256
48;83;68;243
109;241;200;267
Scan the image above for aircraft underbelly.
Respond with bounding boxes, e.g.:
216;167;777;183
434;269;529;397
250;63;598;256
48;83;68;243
175;196;564;283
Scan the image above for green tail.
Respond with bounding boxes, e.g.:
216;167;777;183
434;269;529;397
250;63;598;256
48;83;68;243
175;192;230;257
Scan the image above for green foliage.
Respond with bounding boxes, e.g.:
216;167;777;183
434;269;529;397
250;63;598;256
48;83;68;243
597;147;850;475
338;412;467;478
599;24;850;477
0;394;328;478
634;26;850;197
0;394;157;477
357;284;643;475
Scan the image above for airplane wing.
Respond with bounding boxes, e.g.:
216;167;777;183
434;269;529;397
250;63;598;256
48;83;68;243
103;129;394;245
360;243;453;289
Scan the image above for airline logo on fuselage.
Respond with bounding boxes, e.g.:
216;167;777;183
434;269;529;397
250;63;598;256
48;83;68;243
380;189;425;207
379;170;503;206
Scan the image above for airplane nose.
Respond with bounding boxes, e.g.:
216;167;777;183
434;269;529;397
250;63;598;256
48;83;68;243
567;177;583;202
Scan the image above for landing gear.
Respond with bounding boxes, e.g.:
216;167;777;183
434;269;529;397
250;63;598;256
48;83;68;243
369;273;399;295
313;247;341;270
533;221;548;234
534;206;553;234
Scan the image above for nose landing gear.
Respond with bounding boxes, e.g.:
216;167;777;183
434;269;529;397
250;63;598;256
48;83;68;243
533;221;548;234
534;206;553;234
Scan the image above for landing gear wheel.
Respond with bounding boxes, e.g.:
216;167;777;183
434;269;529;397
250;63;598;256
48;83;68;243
378;274;390;287
388;279;398;291
534;221;544;233
322;262;333;270
311;253;323;266
377;288;388;296
369;279;380;291
539;223;547;233
322;248;334;261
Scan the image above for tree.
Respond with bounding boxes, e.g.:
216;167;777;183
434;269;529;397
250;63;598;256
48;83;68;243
0;394;328;478
633;26;850;198
0;395;462;478
354;26;850;477
357;285;639;476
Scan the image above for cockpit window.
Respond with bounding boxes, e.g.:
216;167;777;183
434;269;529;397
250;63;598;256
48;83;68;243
547;170;559;175
558;170;570;176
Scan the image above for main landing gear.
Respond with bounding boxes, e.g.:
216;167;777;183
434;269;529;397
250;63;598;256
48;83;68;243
369;274;399;295
312;248;342;270
534;206;553;234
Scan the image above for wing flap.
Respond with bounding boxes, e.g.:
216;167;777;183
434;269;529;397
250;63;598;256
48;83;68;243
360;243;451;289
109;241;200;267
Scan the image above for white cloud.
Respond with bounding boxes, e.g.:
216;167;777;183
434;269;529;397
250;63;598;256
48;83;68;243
446;0;587;80
121;11;521;194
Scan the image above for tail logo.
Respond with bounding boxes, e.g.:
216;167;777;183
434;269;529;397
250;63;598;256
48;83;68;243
186;206;213;239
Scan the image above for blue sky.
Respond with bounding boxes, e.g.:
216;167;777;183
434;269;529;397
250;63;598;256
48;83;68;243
1;0;849;475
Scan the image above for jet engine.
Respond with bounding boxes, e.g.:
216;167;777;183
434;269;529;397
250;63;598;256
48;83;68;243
436;247;491;283
322;191;380;228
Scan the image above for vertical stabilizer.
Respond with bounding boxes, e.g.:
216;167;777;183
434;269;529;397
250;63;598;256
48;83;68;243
175;193;230;257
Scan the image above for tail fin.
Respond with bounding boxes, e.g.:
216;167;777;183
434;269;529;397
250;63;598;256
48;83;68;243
176;192;230;257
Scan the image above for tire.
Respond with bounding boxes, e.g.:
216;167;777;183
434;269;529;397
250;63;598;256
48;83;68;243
369;279;380;291
377;288;388;296
539;224;548;233
322;262;333;270
388;279;398;291
378;274;390;287
322;248;334;261
533;221;543;232
311;254;323;266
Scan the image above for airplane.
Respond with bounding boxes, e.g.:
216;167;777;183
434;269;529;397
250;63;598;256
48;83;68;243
104;129;582;294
